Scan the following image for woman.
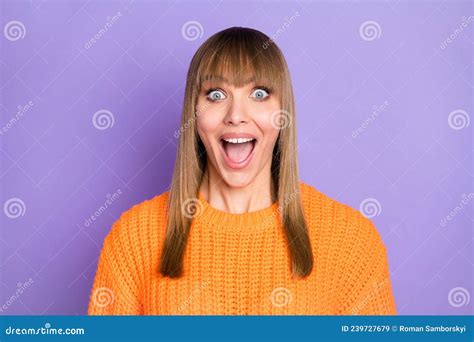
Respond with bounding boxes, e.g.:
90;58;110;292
88;27;397;315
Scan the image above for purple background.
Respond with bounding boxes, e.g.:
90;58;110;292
0;0;472;315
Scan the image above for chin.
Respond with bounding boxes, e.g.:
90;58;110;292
220;171;256;189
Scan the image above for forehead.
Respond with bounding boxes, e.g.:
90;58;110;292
201;74;255;85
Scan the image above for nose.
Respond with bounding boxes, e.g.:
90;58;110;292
224;93;250;125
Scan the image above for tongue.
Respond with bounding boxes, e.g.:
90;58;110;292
224;141;254;163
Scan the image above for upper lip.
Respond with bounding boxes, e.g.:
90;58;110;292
219;132;257;141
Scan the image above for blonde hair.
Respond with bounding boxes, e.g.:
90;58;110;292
160;27;313;278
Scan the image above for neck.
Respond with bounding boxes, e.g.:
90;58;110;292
199;161;276;214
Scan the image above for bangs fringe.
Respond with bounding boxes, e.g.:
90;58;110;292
195;28;284;96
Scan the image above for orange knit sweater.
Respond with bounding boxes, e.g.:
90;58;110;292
88;181;397;315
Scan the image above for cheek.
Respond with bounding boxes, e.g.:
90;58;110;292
252;103;282;139
196;108;224;146
258;114;280;136
197;111;221;132
263;125;280;151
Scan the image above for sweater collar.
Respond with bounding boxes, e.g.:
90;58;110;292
195;191;280;230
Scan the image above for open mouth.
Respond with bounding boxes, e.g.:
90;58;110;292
219;137;257;169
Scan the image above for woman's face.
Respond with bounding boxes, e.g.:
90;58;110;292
196;77;281;189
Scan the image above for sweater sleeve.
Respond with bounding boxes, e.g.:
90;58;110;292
337;214;397;315
88;215;143;315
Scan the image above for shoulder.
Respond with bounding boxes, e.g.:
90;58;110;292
299;180;365;220
115;190;169;225
298;181;385;254
299;180;360;223
103;190;170;251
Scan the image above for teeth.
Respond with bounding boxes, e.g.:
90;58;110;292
222;138;255;144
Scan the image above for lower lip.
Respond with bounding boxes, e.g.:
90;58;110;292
218;140;257;170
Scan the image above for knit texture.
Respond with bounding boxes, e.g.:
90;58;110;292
88;181;397;315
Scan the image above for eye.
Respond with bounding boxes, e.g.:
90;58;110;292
250;87;270;101
206;89;226;102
